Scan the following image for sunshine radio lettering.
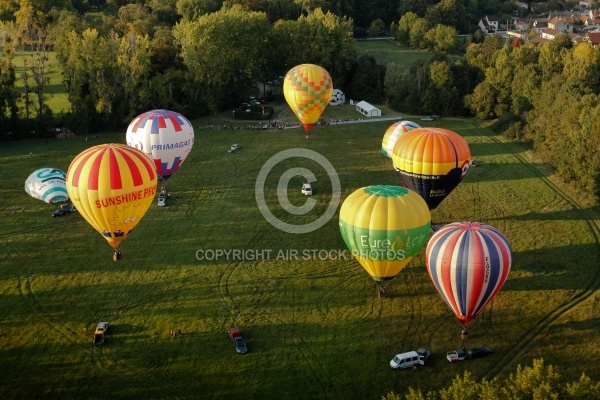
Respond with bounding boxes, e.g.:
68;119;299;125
95;186;156;208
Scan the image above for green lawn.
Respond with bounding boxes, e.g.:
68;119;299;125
354;40;434;66
1;111;599;399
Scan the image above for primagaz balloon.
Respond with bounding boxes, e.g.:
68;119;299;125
392;127;471;210
339;185;431;290
283;64;333;139
126;109;194;184
66;143;157;260
425;222;512;336
24;168;69;204
381;120;421;158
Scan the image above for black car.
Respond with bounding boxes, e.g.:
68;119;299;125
466;347;493;358
233;336;248;354
51;208;71;217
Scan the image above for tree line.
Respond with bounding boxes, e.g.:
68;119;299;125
2;1;600;201
385;359;600;400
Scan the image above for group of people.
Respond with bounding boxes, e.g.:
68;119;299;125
169;328;182;338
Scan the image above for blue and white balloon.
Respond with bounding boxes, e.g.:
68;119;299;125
25;168;69;204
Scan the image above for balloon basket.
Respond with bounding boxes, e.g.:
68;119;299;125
461;329;469;340
113;250;123;261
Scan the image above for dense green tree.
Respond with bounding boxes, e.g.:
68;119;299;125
175;0;221;20
173;4;271;112
115;3;157;36
347;54;385;103
385;359;600;400
271;8;355;87
368;18;386;37
0;56;18;130
14;2;54;123
408;17;430;49
145;0;179;26
396;12;419;46
424;24;458;53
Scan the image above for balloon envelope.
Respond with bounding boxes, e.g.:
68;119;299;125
392;127;471;210
66;143;157;250
381;120;421;158
283;64;333;136
126;109;194;182
339;185;431;285
425;221;512;327
24;168;69;204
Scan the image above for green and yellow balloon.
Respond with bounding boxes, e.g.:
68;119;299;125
339;185;431;287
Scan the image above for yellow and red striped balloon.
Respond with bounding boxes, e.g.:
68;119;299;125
66;143;157;256
283;64;333;138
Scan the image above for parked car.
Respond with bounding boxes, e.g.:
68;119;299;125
93;322;109;345
446;349;467;362
420;117;433;121
157;194;166;207
390;348;431;369
466;347;493;358
228;327;248;354
229;144;241;152
301;182;313;195
51;208;71;217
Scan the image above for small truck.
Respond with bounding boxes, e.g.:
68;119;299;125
93;322;109;345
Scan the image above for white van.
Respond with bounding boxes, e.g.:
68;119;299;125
389;348;431;369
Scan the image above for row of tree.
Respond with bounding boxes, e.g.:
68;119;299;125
385;359;600;400
2;1;600;200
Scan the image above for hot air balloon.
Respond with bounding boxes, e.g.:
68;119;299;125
125;109;194;185
339;185;431;294
283;64;333;139
66;143;157;260
24;168;69;204
425;222;512;337
381;120;421;158
392;127;471;210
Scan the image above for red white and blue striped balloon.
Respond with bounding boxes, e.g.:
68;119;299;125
425;222;512;327
126;109;194;182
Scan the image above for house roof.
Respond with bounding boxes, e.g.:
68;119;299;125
588;32;600;44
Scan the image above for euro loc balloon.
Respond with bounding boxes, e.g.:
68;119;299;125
339;185;431;291
425;222;512;336
392;127;471;210
381;120;421;158
66;143;157;260
24;168;69;204
126;109;194;184
283;64;333;139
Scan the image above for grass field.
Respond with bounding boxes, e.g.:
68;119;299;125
1;100;599;399
354;40;434;66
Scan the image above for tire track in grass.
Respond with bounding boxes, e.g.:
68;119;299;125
217;224;345;399
217;230;267;326
467;120;600;380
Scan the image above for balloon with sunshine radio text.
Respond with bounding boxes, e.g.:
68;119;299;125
66;143;157;260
